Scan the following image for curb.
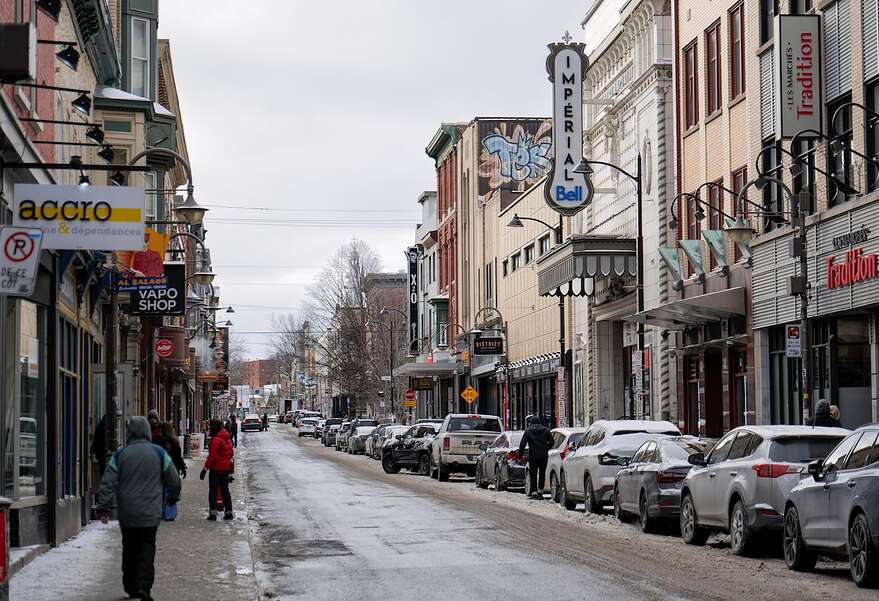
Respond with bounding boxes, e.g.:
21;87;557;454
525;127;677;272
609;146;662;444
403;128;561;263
9;544;50;577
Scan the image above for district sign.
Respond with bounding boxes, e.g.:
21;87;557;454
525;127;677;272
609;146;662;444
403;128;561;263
13;184;145;250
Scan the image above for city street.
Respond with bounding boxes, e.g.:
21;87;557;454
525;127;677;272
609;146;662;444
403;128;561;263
246;427;875;601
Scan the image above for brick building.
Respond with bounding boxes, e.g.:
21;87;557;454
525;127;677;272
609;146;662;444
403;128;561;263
242;358;282;390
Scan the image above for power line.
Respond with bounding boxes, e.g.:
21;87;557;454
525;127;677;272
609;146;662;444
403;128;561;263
208;220;414;229
204;203;420;215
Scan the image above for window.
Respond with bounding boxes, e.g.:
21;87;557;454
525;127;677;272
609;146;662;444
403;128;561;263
687;197;701;242
707;432;737;465
791;138;816;205
729;3;745;99
727;432;754;460
511;253;521;272
538;234;550;256
824;433;860;472
707;181;723;269
731;167;747;261
143;172;157;221
502;259;508;277
484;263;493;305
131;18;150;98
17;301;46;498
684;41;699;129
845;431;878;470
706;22;722;115
761;139;783;232
790;0;812;13
760;0;778;44
524;244;534;264
867;81;879;192
827;95;853;206
631;443;650;464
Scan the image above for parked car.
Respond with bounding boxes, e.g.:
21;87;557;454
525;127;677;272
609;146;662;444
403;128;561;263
539;427;588;501
474;430;526;491
430;414;503;481
315;419;327;438
335;421;353;451
284;411;295;424
298;418;319;437
613;437;707;532
269;414;280;423
348;426;377;455
783;424;879;587
559;420;681;513
365;424;388;459
241;413;263;432
321;418;343;445
370;425;409;459
679;425;849;556
296;411;321;428
382;424;439;475
415;418;444;425
325;423;341;447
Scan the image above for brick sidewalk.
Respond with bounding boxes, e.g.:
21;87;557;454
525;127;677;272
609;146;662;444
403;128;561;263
10;453;257;601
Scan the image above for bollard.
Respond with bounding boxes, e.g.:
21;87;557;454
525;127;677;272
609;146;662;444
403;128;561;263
0;496;12;601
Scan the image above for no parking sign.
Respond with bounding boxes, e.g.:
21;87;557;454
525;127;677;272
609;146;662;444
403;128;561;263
0;226;42;296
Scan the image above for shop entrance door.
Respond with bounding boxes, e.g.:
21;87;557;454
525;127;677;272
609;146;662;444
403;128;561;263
704;352;724;438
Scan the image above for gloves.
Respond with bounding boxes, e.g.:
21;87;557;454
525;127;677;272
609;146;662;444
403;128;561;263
180;467;187;479
199;468;207;480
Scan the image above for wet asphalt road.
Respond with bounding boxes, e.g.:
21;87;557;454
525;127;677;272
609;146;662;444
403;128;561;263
242;426;691;601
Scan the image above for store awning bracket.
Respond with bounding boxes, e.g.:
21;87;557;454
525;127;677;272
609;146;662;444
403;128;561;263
702;230;729;274
658;247;684;290
679;240;705;281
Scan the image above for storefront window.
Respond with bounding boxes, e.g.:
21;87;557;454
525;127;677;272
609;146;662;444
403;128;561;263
19;301;46;498
2;298;16;498
769;326;801;425
837;317;870;388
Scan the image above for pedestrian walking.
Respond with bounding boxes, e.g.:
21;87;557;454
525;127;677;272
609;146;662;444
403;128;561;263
808;400;837;427
147;409;161;440
227;414;238;448
829;404;842;427
201;419;234;521
518;414;554;499
97;416;182;601
150;421;187;521
262;412;269;430
92;413;108;477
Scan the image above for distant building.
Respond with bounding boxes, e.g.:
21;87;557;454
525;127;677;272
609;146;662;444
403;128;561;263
242;359;281;390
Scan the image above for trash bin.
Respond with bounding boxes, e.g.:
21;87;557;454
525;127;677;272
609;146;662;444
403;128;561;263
0;496;12;601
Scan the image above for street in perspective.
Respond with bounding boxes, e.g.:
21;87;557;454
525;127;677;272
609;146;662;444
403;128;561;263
3;1;879;601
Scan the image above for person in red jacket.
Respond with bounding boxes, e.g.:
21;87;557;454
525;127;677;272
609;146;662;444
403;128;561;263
200;420;234;520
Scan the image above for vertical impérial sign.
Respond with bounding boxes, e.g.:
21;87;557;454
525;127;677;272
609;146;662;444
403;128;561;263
544;37;592;216
407;246;419;356
774;15;821;139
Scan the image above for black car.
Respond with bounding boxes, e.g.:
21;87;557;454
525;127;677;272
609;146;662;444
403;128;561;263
382;424;439;475
321;418;343;446
474;431;526;491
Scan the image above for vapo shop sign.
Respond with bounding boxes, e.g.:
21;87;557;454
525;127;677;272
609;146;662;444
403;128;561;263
407;246;419;355
118;262;185;315
774;15;821;139
13;184;145;250
544;36;592;216
826;248;878;289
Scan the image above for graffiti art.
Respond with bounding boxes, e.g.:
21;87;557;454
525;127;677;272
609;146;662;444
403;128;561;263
478;121;552;194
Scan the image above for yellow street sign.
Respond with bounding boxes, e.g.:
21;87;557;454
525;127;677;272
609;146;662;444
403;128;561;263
461;385;478;403
403;399;417;408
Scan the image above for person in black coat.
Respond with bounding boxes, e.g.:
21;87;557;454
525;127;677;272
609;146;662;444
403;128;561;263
808;400;837;427
92;414;108;476
518;415;555;499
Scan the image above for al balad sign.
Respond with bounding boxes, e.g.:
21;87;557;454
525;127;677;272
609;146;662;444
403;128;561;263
13;184;145;250
116;261;186;315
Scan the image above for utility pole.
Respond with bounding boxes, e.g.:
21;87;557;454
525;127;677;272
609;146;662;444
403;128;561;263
105;279;118;451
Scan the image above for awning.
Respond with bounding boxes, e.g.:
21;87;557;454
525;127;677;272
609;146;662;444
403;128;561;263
536;235;636;297
624;287;746;330
393;360;460;378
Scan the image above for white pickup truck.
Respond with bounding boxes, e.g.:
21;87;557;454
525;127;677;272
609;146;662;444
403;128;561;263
430;414;503;481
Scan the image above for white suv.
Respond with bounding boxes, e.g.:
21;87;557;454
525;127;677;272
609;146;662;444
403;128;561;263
559;420;681;513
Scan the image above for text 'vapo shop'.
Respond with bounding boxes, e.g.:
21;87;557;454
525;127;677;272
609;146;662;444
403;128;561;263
752;198;879;429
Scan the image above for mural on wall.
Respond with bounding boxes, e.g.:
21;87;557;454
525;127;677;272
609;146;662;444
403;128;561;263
478;120;552;198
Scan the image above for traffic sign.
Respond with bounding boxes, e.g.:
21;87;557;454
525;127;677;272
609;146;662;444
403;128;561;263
403;399;417;408
461;385;478;403
0;226;42;296
155;338;174;359
786;325;801;358
405;388;416;401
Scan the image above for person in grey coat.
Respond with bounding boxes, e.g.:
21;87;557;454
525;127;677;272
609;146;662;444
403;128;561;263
97;416;182;601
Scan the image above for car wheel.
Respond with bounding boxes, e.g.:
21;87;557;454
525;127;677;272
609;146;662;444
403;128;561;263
849;512;878;587
584;476;601;514
475;464;489;489
639;491;655;533
680;493;709;546
729;499;754;556
613;484;627;522
438;459;449;482
494;469;507;492
550;472;560;503
418;454;431;476
559;472;576;511
381;453;401;474
430;457;438;479
783;505;817;572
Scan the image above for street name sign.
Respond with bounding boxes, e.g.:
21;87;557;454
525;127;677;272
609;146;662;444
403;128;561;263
0;226;42;296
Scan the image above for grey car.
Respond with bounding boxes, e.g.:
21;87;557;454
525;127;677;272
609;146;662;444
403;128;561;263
613;437;706;532
784;425;879;587
680;425;849;556
347;426;376;455
474;431;526;491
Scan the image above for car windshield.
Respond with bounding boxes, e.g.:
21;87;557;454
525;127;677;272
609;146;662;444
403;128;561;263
769;436;845;463
662;440;706;461
358;420;379;426
302;419;317;425
448;417;502;432
509;432;524;447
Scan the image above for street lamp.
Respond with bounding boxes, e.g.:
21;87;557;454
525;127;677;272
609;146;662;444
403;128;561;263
575;154;647;419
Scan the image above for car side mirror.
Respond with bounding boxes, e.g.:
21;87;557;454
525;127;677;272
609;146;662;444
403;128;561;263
616;456;630;467
807;459;823;481
688;452;706;466
479;443;488;451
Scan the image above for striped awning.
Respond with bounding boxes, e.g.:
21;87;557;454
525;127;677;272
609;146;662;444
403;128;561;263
536;234;637;297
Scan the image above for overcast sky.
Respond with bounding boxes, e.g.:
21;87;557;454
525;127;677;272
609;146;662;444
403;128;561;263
157;1;586;358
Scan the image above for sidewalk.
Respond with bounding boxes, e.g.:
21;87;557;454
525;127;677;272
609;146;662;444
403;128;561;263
10;451;257;601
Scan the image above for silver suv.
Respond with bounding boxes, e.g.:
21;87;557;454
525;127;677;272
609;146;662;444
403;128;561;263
784;425;879;587
680;425;849;555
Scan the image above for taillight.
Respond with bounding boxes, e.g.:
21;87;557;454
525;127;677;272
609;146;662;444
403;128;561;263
752;463;794;478
442;436;450;450
656;470;686;484
507;450;521;462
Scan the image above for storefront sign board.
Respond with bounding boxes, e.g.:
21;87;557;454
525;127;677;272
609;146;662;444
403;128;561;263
774;15;822;139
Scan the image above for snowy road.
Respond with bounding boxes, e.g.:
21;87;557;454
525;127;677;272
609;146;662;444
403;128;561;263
244;426;877;601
